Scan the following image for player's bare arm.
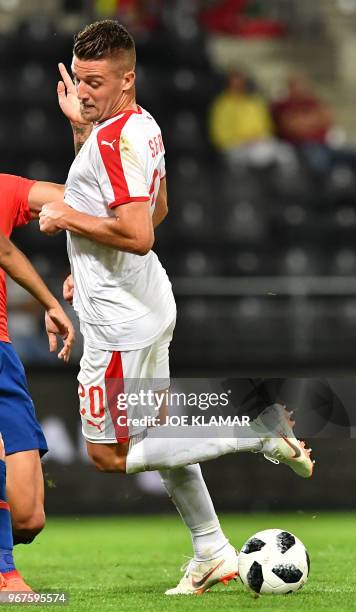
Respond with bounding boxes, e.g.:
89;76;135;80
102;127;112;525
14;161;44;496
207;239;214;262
58;62;93;155
39;199;154;255
152;178;168;229
27;181;65;218
0;232;75;361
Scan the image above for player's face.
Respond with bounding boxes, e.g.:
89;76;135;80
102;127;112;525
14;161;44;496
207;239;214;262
72;56;135;122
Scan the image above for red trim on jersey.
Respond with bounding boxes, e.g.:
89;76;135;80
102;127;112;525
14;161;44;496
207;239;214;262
108;196;150;209
98;112;142;207
149;169;159;196
104;352;129;443
0;500;10;512
97;106;143;125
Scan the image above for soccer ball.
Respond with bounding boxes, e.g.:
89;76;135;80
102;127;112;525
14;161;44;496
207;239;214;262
238;528;310;595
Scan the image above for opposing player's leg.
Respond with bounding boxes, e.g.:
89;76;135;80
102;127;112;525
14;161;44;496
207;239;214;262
6;451;45;543
0;434;32;592
0;342;48;544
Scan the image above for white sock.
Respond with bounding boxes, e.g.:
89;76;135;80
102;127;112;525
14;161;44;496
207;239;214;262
126;428;261;474
159;464;228;561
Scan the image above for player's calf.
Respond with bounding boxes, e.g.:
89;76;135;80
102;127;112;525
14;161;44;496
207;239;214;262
0;434;33;590
12;507;45;544
5;449;46;544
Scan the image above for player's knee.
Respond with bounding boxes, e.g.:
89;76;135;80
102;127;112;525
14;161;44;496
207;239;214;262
88;448;127;473
12;507;46;542
92;455;127;473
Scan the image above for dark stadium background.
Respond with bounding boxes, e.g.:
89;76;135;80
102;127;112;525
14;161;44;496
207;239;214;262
2;0;356;513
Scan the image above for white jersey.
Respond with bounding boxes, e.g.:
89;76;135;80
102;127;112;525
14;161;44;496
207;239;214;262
65;105;176;351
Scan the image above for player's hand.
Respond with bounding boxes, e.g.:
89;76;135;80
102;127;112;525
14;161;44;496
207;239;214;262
57;62;91;127
45;304;75;362
63;274;74;304
39;201;71;234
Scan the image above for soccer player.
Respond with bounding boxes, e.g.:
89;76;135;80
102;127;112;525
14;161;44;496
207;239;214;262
39;21;313;595
0;174;75;590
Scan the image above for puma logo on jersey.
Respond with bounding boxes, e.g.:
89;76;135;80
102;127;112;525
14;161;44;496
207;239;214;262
101;139;117;151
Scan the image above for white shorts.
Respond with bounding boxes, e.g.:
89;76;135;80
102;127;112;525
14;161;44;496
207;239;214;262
78;319;175;444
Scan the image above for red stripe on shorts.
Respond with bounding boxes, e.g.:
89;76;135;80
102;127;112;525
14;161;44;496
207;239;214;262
0;500;10;511
104;352;129;443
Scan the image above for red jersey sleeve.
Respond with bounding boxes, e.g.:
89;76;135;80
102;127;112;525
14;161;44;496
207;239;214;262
0;174;35;236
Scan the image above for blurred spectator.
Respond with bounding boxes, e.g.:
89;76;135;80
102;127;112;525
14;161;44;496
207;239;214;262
272;72;356;173
93;0;161;33
272;73;333;146
200;0;287;37
94;0;117;15
209;68;296;169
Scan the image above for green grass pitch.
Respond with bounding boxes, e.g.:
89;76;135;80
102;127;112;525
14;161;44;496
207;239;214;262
12;513;356;611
